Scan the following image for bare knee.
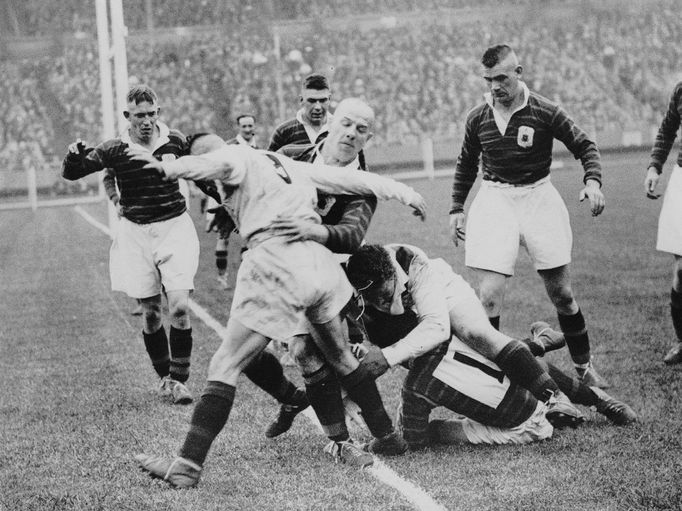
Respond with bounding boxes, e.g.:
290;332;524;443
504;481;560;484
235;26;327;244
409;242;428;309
289;336;323;374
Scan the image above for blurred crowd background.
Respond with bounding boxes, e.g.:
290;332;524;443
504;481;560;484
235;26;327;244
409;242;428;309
0;0;678;193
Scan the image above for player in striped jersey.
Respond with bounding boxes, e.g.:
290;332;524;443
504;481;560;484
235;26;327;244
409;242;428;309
267;73;333;152
644;82;682;364
62;85;197;405
345;244;637;449
131;132;426;488
448;44;608;388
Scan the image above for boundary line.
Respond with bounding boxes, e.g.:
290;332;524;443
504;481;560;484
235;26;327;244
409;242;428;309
73;205;449;511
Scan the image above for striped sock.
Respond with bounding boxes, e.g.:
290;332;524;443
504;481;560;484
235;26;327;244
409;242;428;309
142;327;169;378
170;326;192;383
670;288;682;340
178;380;235;466
243;350;302;404
494;340;559;402
216;250;228;273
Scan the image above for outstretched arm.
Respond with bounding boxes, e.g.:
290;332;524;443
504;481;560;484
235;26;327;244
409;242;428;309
62;139;105;180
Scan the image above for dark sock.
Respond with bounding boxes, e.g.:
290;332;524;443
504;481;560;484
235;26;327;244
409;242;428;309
494;340;559;402
340;363;393;439
670;289;682;341
304;366;348;441
169;326;192;383
557;309;591;365
216;249;228;273
521;336;544;357
489;316;500;330
178;381;235;466
243;350;305;405
143;326;169;378
547;363;598;406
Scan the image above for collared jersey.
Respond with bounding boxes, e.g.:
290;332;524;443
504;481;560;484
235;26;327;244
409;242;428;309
649;81;682;173
267;111;332;152
62;121;187;224
450;86;602;214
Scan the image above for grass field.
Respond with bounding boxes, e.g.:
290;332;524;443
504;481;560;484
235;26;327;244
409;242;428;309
3;150;682;511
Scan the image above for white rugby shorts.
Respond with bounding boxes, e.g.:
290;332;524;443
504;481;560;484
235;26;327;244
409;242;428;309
657;165;682;256
461;401;553;445
110;212;199;298
230;239;353;342
465;177;572;275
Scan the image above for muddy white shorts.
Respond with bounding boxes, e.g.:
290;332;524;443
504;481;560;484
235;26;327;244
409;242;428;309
657;165;682;256
461;401;553;445
465;177;572;275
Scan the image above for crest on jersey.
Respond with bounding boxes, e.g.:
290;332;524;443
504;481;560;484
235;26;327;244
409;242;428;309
161;154;177;161
517;126;534;148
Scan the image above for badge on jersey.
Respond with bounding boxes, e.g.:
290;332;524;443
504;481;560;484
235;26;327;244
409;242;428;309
517;126;534;148
161;154;177;162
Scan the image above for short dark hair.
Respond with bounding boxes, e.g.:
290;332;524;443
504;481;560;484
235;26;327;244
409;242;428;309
345;244;395;291
126;84;158;105
236;114;256;124
302;73;330;91
481;44;514;68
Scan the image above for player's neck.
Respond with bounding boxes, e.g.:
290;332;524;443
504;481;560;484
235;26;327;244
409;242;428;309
130;127;159;150
320;143;354;167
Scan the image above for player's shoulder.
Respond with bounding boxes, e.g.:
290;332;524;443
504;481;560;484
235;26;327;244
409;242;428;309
465;102;489;122
167;128;186;142
278;142;315;162
273;117;301;131
670;81;682;99
527;90;561;113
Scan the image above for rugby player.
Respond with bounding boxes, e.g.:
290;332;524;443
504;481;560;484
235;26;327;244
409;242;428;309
448;44;608;388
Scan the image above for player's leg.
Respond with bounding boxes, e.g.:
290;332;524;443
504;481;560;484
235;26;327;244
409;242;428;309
215;235;229;289
139;294;172;394
545;362;637;425
309;314;407;456
538;264;609;388
475;269;508;330
242;339;309;438
135;317;271;488
664;255;682;364
165;289;194;404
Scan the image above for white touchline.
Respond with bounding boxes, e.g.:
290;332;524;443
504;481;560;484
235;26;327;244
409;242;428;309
74;205;449;511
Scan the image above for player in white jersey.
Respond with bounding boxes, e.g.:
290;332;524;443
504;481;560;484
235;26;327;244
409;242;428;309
129;134;426;488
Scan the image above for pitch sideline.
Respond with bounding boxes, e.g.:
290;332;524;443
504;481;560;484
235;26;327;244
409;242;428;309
73;205;450;511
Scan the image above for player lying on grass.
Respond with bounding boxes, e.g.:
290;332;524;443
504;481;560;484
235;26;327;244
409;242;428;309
344;244;637;448
128;133;426;488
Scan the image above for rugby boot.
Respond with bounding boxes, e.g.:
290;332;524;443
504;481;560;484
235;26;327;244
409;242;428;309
590;387;637;426
663;342;682;365
323;440;374;468
168;379;193;405
529;322;566;356
362;431;408;456
265;390;310;438
578;361;610;389
135;454;202;488
545;390;585;429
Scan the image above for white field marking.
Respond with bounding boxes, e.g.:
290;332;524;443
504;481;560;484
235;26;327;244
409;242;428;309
73;205;449;511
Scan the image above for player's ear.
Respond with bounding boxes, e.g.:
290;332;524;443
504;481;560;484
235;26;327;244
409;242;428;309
366;132;374;143
123;111;130;119
515;65;523;76
157;106;162;116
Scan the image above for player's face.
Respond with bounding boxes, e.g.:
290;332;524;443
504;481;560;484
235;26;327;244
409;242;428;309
360;274;396;313
125;100;159;144
300;88;330;126
482;56;522;107
325;106;373;162
238;117;255;141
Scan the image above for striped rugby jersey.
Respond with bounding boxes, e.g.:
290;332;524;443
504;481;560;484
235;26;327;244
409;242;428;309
450;88;602;214
648;81;682;173
279;141;377;254
267;111;330;152
62;122;188;224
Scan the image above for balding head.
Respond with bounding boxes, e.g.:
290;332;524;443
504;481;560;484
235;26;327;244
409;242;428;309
189;133;226;155
322;97;374;166
334;98;375;130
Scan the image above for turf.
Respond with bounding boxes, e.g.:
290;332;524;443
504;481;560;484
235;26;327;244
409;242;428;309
2;150;681;510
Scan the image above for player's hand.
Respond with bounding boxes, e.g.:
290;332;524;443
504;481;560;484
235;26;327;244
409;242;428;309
270;215;328;243
409;192;427;221
350;343;368;360
125;147;166;176
358;344;390;380
206;206;233;238
579;180;605;216
645;166;662;199
449;212;466;246
67;139;88;155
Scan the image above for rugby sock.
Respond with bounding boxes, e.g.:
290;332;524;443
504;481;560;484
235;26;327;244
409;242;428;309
546;363;598;406
243;350;307;406
557;309;591;367
142;326;170;378
303;366;348;441
489;316;500;330
169;326;192;383
494;340;560;402
521;337;544;357
216;249;228;273
340;364;394;439
178;380;235;466
670;288;682;341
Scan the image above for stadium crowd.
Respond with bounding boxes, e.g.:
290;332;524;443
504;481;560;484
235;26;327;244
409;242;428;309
0;0;680;182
